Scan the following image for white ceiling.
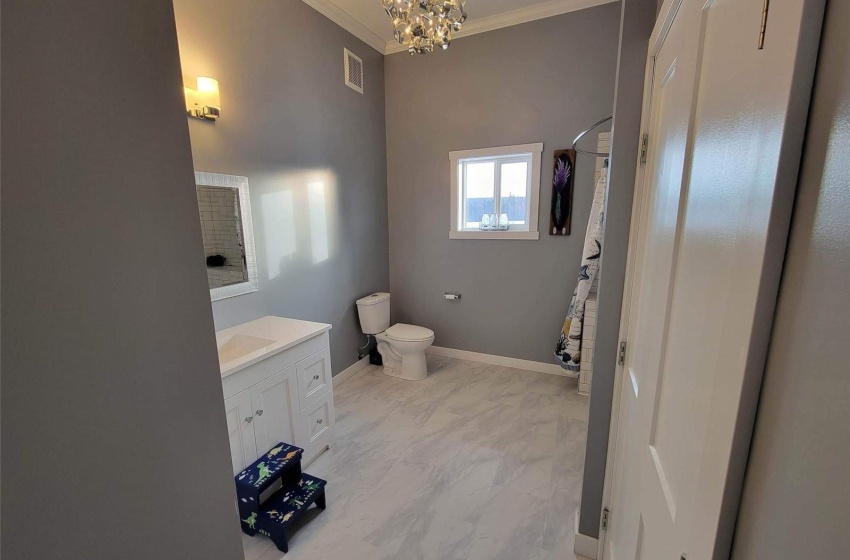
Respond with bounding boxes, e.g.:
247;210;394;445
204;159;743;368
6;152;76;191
302;0;618;54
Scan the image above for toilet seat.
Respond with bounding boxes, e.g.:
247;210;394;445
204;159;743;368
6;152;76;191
384;323;434;343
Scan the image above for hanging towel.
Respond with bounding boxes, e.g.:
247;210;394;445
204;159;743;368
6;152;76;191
555;167;608;373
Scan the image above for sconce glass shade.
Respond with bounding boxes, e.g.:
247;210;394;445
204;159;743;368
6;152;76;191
184;86;200;113
197;77;221;110
184;77;221;121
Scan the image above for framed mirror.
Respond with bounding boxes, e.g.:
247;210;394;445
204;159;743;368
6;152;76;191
195;171;259;301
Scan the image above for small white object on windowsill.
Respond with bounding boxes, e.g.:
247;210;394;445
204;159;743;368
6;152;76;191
478;213;510;231
479;213;491;231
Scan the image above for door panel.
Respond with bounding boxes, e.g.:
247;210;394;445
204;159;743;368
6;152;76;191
604;0;823;558
224;389;258;475
249;366;301;455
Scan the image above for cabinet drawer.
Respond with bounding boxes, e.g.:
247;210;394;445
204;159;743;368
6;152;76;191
300;391;335;465
296;347;332;408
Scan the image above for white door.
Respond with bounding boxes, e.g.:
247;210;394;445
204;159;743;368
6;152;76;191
249;366;301;455
604;2;702;556
604;0;823;558
224;389;258;475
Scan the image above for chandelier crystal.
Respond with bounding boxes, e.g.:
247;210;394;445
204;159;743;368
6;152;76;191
382;0;468;54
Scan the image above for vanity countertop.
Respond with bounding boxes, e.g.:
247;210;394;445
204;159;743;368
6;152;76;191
216;315;332;378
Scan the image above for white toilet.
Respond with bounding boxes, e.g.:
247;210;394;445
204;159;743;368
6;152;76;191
356;293;435;381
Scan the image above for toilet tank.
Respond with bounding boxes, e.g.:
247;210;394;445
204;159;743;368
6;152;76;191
356;292;391;335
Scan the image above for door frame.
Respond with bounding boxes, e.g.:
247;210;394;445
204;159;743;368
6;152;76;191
596;2;678;555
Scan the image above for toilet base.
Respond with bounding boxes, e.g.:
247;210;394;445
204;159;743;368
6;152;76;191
376;338;431;381
383;351;428;381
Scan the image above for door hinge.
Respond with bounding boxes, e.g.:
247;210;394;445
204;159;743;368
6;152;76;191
639;133;649;166
601;508;610;530
618;341;627;366
758;0;770;49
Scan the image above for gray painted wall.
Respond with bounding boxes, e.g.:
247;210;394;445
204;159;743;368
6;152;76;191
173;0;390;375
1;1;243;558
579;0;656;538
385;4;621;363
731;1;850;557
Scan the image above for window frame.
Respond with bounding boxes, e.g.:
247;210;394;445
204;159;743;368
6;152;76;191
449;143;543;240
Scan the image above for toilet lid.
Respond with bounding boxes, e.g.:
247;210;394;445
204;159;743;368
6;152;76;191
385;323;434;342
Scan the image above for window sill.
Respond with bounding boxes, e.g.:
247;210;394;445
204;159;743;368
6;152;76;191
449;231;540;240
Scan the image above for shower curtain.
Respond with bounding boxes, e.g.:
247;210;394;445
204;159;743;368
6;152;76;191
555;166;608;374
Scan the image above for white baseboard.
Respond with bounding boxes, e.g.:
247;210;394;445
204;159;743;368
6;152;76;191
426;346;578;378
333;356;370;388
574;510;599;559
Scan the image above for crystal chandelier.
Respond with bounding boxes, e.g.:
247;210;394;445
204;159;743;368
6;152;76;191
382;0;468;54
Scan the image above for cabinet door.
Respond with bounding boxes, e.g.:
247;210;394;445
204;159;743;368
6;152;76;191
224;389;258;475
249;366;301;455
296;347;332;408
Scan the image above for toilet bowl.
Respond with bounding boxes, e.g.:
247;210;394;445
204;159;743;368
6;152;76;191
375;324;435;381
355;293;435;381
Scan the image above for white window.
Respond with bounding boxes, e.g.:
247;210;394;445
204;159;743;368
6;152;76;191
449;143;543;240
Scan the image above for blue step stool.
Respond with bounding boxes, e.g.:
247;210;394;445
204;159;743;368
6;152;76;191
253;474;327;553
235;442;303;536
235;442;327;554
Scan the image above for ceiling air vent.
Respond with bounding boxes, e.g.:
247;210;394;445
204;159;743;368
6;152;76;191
344;48;364;94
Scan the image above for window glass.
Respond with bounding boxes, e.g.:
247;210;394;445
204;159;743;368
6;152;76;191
500;161;528;224
464;161;495;228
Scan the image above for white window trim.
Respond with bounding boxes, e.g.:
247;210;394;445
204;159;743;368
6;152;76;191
449;142;543;240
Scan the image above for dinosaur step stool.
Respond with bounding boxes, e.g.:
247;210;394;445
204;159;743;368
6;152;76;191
252;474;327;553
235;442;327;553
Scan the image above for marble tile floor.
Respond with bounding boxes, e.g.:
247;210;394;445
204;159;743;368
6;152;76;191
242;355;590;560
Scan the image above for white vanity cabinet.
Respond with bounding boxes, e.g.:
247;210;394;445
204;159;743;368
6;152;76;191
218;317;335;475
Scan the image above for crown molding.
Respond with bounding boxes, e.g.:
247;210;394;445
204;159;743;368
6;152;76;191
301;0;387;53
384;0;620;54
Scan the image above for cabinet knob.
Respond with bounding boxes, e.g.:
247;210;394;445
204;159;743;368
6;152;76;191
245;416;253;423
316;419;323;425
313;374;320;381
256;409;264;416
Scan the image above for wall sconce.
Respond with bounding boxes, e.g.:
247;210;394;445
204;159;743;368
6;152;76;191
184;77;221;121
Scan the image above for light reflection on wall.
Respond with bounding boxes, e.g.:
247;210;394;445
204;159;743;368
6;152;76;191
308;181;329;265
261;190;297;280
259;170;338;280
